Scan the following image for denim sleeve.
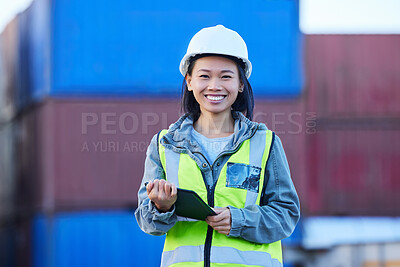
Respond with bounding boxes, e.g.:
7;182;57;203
228;135;300;244
134;133;177;236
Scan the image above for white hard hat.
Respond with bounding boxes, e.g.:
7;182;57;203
179;25;252;78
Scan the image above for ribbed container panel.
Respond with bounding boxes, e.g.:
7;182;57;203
32;211;164;267
305;35;400;118
28;0;51;103
15;98;309;214
304;34;400;216
16;7;33;112
307;129;400;216
254;100;309;211
17;99;181;212
19;0;302;101
16;99;400;217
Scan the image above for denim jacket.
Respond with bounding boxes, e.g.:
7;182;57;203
135;111;300;244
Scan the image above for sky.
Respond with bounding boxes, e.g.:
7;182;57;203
300;0;400;34
1;0;400;34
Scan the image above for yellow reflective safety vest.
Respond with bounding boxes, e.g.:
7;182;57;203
158;129;282;267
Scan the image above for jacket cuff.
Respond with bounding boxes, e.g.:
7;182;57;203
148;201;176;221
228;206;244;237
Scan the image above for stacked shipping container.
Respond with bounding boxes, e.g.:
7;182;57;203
305;35;400;216
306;35;400;118
28;0;302;101
0;0;304;266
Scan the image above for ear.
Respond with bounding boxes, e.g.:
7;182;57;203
238;81;244;93
185;74;193;91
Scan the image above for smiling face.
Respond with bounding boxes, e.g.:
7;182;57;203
186;56;244;119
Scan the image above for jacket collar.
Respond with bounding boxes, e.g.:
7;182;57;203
160;111;267;153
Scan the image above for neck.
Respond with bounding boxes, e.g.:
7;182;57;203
194;109;235;138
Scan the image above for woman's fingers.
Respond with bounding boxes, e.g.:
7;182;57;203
147;179;175;198
171;183;177;197
146;181;154;195
146;182;151;195
158;179;165;195
211;225;230;235
207;208;227;222
150;180;159;197
146;179;177;212
164;182;171;197
206;207;231;235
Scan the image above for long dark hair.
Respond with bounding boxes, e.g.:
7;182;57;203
181;53;254;122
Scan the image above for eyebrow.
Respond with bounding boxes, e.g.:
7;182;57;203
197;69;235;74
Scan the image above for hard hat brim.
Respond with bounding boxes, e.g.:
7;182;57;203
179;53;252;79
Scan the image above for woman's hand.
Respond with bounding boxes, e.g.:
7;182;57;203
146;180;177;213
206;207;231;235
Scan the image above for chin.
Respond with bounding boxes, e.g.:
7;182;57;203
201;107;230;115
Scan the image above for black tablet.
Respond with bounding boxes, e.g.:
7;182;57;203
175;188;216;220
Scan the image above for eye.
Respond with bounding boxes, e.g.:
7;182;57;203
199;74;209;78
222;75;232;79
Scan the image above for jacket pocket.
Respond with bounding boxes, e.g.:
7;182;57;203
226;162;261;193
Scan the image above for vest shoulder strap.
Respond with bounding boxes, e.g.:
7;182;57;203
157;129;168;171
260;131;276;205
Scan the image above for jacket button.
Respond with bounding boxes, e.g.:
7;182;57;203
202;163;207;168
217;162;220;166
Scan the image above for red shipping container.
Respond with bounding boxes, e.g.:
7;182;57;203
254;100;310;209
17;98;181;212
307;129;400;216
305;35;400;118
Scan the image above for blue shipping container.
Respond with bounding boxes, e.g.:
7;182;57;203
33;211;165;267
16;7;33;112
26;0;302;101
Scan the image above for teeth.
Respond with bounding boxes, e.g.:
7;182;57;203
206;95;224;101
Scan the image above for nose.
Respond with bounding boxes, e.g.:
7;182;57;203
207;78;222;90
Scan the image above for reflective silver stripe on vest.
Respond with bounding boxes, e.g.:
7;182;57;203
161;245;204;267
164;148;180;187
165;150;198;222
177;216;200;222
245;131;267;207
212;246;282;267
161;245;281;267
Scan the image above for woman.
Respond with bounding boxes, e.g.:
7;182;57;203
135;25;300;267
